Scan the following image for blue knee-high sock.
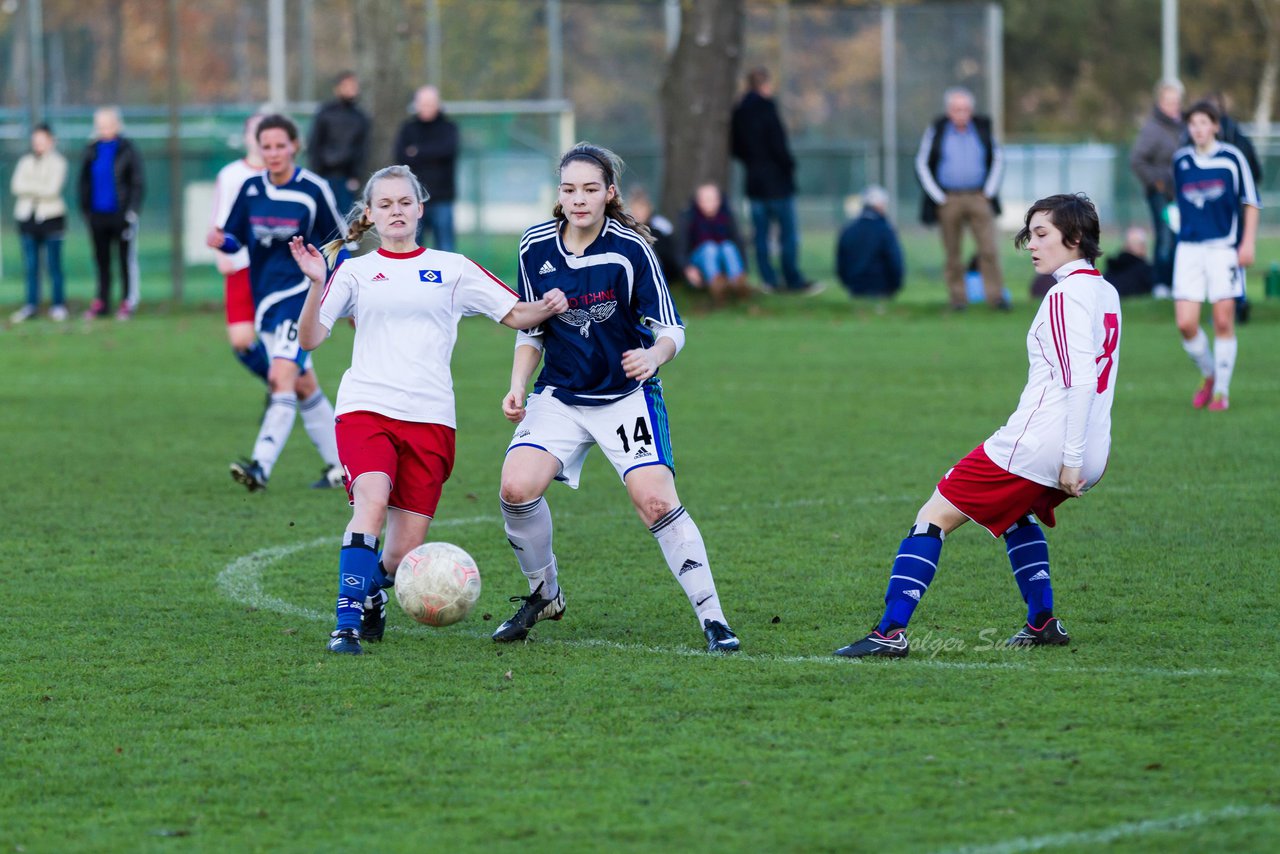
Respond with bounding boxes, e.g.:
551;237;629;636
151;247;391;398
234;340;270;383
336;532;379;632
877;523;944;634
371;555;394;592
1004;517;1053;624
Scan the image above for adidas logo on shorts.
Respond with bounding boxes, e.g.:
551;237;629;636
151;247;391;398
539;260;556;275
633;447;652;459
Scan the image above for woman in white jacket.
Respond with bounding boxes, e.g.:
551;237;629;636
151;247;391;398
10;124;68;322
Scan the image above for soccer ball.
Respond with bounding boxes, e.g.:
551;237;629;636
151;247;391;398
395;542;482;627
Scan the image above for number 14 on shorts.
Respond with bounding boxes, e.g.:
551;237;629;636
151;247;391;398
616;416;653;455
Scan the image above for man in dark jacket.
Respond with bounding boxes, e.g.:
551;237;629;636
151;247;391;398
392;85;460;251
1129;79;1184;294
78;106;145;319
915;86;1006;310
730;67;815;294
308;71;369;214
836;186;903;299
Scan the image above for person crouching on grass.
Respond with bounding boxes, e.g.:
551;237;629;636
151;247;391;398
291;164;568;655
835;193;1121;659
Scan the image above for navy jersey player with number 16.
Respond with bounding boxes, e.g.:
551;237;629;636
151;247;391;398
494;142;740;653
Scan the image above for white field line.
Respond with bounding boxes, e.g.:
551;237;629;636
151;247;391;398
216;529;1271;679
938;803;1279;854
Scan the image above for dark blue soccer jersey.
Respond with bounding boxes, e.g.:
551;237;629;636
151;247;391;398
518;218;682;406
1173;142;1260;248
221;167;347;331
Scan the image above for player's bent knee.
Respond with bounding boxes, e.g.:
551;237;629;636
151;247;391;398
499;479;539;506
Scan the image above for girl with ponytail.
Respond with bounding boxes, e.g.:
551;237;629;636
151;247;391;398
292;164;568;655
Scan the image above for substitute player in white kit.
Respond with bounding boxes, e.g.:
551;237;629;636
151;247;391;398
835;193;1121;658
1171;99;1260;412
291;164;568;655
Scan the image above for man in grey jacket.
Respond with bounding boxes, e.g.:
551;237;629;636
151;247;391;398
1128;79;1183;294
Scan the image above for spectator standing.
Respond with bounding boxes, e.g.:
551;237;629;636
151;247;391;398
1128;79;1184;296
308;71;370;214
10;123;68;323
78;106;144;320
836;185;904;299
392;85;460;251
731;67;816;294
915;86;1007;311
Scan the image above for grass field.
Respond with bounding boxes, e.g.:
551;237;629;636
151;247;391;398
3;245;1279;851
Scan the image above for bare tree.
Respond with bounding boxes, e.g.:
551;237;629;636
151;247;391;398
1251;0;1280;135
351;0;413;177
658;0;745;219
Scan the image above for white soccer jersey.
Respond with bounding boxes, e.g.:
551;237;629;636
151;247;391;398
983;259;1121;490
212;158;259;273
318;247;519;426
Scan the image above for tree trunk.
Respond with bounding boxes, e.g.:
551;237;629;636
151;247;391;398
1251;0;1280;135
658;0;746;219
351;0;413;176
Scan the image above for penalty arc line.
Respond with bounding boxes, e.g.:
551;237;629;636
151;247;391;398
936;803;1279;854
216;528;1271;680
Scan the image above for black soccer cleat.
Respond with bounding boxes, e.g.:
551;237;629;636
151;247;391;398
833;628;910;659
230;458;268;492
703;619;740;653
1007;616;1070;647
311;463;344;490
361;589;388;642
491;582;565;642
327;628;363;655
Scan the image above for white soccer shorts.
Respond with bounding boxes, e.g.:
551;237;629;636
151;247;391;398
505;384;674;489
259;316;312;370
1172;242;1244;303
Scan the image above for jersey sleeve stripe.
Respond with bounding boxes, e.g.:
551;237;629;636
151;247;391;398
609;220;681;327
1050;292;1071;387
469;259;519;296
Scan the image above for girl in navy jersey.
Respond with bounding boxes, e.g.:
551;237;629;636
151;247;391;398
291;165;568;655
492;142;740;653
835;193;1121;659
207;114;347;492
1170;100;1260;411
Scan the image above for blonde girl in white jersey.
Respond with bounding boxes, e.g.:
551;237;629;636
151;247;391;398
835;193;1121;659
290;165;568;655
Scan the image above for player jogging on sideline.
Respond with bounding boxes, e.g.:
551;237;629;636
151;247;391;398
207;113;347;492
835;193;1121;658
211;112;271;384
1171;99;1259;412
494;142;740;654
291;164;567;654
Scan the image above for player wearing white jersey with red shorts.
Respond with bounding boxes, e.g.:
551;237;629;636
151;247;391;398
836;193;1121;658
292;165;568;655
212;113;269;382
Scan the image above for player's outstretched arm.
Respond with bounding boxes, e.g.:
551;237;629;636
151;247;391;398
503;341;544;423
292;236;330;351
500;288;568;330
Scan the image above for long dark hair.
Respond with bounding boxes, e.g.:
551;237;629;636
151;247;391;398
553;142;654;245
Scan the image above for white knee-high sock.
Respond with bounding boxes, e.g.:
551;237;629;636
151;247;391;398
1214;336;1237;397
649;506;726;627
299;389;341;467
1182;327;1214;377
254;392;297;477
500;496;558;597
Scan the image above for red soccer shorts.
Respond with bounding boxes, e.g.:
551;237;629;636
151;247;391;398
936;444;1070;537
335;410;456;517
224;267;254;325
